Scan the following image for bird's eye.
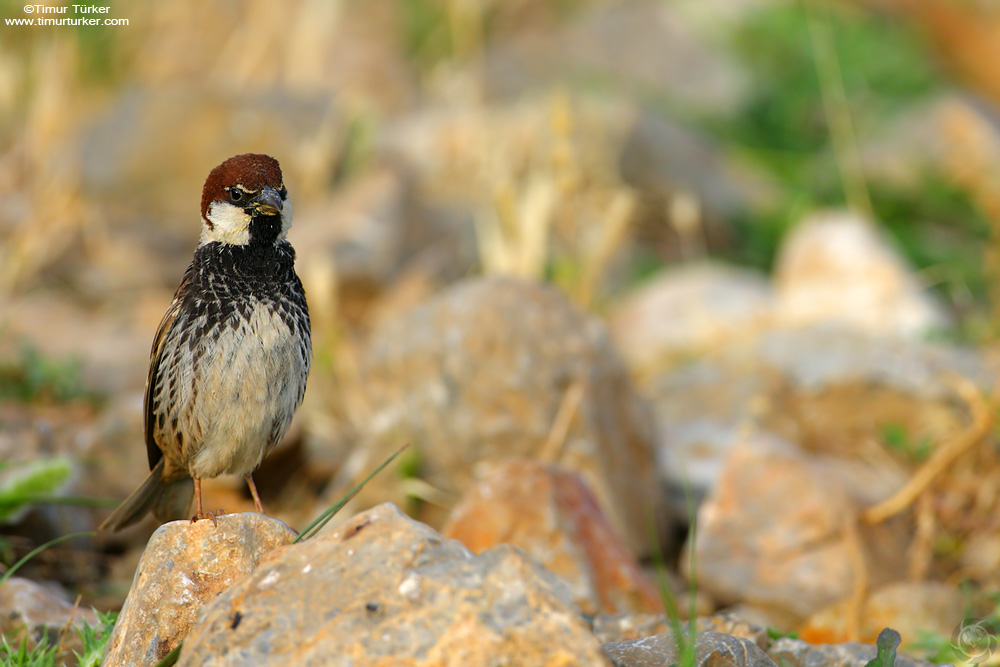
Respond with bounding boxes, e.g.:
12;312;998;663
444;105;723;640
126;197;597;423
279;186;287;199
229;188;243;203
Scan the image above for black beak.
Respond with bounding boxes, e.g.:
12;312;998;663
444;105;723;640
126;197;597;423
251;186;283;216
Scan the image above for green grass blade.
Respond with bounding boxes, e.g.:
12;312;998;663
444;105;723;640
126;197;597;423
293;444;409;544
154;643;182;667
0;531;94;586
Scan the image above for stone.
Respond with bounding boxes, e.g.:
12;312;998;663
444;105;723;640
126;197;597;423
768;637;939;667
594;612;769;648
799;581;964;645
180;503;611;666
609;262;775;370
0;577;99;656
603;632;778;667
773;211;951;338
646;326;995;522
340;277;658;553
687;433;910;621
441;458;662;616
101;513;295;667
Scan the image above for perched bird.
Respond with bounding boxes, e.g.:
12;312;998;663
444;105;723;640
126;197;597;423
100;153;311;532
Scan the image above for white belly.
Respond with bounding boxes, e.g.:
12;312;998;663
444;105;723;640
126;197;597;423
187;301;308;478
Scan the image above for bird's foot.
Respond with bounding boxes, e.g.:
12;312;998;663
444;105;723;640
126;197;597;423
190;509;226;526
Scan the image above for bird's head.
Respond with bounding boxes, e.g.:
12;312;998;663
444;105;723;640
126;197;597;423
200;153;291;246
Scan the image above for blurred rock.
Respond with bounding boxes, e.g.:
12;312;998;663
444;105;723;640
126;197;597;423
341;277;658;554
768;637;937;667
102;513;294;666
482;0;750;113
647;326;991;522
0;577;99;656
442;458;662;616
181;503;610;666
799;581;963;645
603;632;777;667
609;261;775;369
773;212;951;337
594;612;769;647
687;433;910;622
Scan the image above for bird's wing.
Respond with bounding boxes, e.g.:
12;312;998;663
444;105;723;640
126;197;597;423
143;263;196;470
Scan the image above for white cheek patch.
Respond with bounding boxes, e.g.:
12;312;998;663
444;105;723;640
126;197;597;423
278;199;292;241
202;201;251;246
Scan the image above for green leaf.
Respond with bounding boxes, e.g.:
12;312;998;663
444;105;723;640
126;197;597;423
865;628;901;667
0;459;74;524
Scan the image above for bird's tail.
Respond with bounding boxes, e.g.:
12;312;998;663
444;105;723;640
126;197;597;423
98;459;194;533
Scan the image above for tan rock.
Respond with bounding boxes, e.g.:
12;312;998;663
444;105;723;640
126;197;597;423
341;277;658;553
442;458;663;616
688;433;910;621
102;513;295;667
180;503;610;666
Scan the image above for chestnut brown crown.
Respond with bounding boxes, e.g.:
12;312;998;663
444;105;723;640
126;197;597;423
200;153;284;225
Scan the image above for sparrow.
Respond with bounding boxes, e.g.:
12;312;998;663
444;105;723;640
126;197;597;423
100;153;311;532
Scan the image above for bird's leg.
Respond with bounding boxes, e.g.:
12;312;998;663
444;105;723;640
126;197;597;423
246;475;265;514
190;476;224;526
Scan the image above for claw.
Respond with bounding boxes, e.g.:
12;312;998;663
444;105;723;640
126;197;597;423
190;509;226;526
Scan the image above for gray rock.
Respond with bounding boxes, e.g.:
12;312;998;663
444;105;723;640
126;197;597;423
102;513;295;667
604;632;778;667
768;637;940;667
180;503;611;666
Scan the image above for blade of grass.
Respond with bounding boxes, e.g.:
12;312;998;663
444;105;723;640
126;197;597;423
293;444;409;544
0;530;94;586
154;643;182;667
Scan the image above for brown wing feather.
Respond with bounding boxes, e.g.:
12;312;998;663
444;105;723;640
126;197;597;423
143;264;195;470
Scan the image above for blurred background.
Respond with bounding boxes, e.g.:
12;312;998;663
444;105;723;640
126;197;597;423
4;0;1000;659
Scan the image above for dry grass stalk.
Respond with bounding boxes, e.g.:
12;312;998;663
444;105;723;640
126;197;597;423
863;374;994;524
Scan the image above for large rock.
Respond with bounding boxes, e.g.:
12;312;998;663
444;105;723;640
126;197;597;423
0;577;100;657
647;326;993;521
442;458;663;616
340;277;658;553
180;503;611;666
102;513;295;666
687;433;910;621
